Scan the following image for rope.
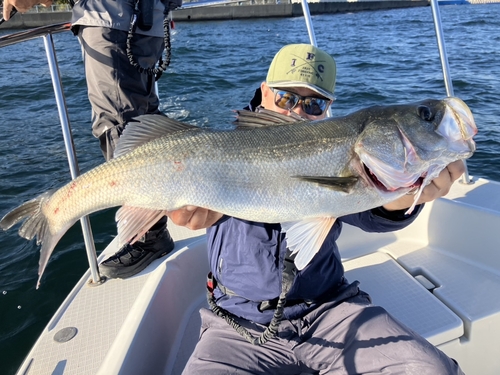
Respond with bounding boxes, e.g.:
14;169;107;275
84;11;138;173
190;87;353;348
126;5;172;81
207;289;288;346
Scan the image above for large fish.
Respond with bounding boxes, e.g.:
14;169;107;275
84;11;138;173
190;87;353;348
1;97;476;287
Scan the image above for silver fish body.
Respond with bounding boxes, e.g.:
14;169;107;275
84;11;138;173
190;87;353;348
0;97;477;286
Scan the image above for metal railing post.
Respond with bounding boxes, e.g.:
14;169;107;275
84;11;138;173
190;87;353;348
429;0;471;184
300;0;332;117
43;33;102;284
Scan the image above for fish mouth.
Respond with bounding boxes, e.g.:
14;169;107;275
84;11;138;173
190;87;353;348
362;162;423;193
438;97;477;155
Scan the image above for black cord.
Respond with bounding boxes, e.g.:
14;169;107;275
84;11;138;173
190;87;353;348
207;289;288;346
206;242;296;346
126;4;171;81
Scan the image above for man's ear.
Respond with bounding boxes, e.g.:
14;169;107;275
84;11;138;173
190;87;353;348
260;81;273;107
261;81;268;95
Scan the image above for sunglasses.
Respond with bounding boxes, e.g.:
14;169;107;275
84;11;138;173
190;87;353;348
271;88;332;116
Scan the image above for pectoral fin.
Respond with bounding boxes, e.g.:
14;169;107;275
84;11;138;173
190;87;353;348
281;217;336;270
115;206;169;248
294;176;358;193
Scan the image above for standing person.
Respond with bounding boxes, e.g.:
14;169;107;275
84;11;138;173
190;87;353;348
2;0;180;279
168;44;465;374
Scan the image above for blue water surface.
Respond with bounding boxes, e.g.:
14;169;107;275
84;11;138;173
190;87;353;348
0;4;499;374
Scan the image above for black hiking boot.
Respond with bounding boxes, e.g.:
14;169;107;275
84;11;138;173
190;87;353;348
99;223;174;279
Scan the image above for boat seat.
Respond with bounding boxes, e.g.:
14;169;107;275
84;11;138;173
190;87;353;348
336;190;500;374
343;251;464;346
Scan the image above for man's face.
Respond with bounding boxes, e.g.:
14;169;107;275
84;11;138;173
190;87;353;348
260;82;331;120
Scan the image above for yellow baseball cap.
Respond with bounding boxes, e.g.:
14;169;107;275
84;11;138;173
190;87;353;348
266;44;336;100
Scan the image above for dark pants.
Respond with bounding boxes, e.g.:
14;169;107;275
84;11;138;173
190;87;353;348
183;291;464;375
78;26;164;161
78;26;168;237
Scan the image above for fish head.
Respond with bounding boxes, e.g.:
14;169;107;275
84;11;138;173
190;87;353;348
354;97;477;194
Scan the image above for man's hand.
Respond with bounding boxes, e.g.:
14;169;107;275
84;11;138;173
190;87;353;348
167;206;223;230
383;160;466;212
3;0;52;20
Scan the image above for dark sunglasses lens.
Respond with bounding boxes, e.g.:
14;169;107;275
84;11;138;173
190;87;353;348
302;97;328;116
274;91;299;110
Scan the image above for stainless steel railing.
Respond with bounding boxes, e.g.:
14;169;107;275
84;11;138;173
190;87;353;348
0;22;102;285
430;0;472;184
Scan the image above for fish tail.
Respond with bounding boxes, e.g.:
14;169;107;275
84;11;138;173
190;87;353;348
1;191;51;237
1;190;70;288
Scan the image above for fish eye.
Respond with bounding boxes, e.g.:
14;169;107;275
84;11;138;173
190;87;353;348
417;105;434;121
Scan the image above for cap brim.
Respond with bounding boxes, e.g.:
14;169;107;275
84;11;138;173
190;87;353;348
267;81;335;101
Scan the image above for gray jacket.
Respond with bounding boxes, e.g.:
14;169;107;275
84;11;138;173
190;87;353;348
71;0;182;37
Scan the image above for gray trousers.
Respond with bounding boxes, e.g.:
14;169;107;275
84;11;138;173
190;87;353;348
183;290;464;374
77;26;168;235
78;26;164;161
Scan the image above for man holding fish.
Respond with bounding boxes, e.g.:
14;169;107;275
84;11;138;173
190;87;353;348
169;44;466;374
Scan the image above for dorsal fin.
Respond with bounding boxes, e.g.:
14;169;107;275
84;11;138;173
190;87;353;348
114;114;198;158
234;108;303;129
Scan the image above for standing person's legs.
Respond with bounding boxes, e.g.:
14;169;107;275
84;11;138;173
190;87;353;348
78;26;163;161
78;26;174;278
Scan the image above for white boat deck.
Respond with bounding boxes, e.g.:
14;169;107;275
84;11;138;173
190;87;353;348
16;178;500;375
343;251;464;346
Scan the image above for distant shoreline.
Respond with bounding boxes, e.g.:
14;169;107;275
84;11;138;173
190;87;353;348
174;1;429;22
0;1;429;30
